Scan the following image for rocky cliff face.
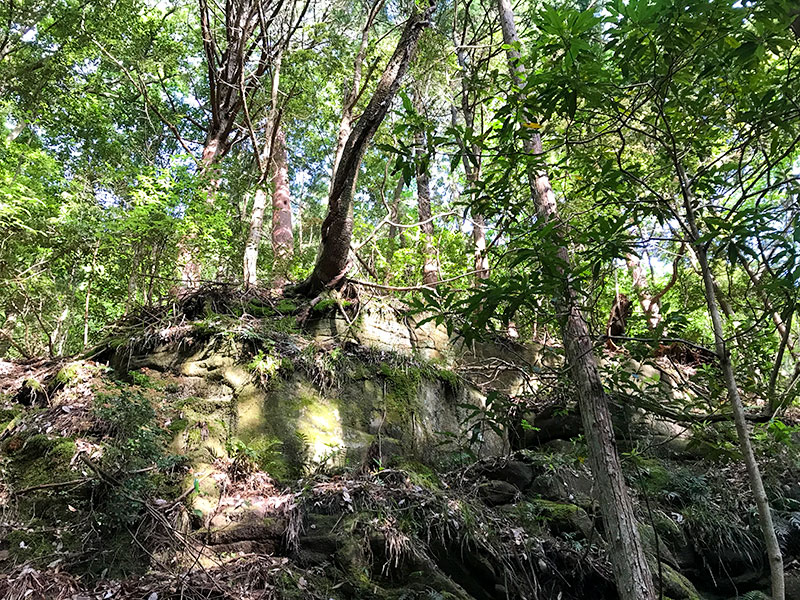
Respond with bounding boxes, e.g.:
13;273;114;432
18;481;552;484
1;292;799;599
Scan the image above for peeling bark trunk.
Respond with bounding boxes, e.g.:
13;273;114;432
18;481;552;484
415;129;439;286
496;1;656;598
295;5;433;296
271;125;294;288
678;163;785;600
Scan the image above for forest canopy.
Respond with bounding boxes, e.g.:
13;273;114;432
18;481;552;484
3;0;800;598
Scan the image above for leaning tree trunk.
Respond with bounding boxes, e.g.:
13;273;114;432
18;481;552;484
415;128;439;286
271;125;294;288
495;1;656;598
295;4;433;296
677;163;785;600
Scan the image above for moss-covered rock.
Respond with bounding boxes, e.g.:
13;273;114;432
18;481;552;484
656;562;701;600
0;406;21;432
6;433;77;491
379;363;422;424
7;524;80;563
515;499;595;540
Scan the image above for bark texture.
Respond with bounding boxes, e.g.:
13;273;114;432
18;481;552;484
271;125;294;287
496;0;656;598
181;0;288;286
296;4;433;296
472;213;489;280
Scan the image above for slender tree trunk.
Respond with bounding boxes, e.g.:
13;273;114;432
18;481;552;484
454;49;490;282
678;163;785;600
271;125;294;288
332;0;384;181
83;242;100;348
387;176;405;247
415;128;439;286
244;188;269;288
296;5;433;296
472;213;489;280
496;1;656;598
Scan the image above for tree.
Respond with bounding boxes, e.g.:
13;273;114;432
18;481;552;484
413;92;440;287
524;1;800;596
493;0;657;598
270;124;294;287
451;1;497;282
295;2;434;296
181;0;301;286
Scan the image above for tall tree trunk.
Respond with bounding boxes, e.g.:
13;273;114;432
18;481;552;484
244;188;269;288
387;176;405;247
295;4;433;296
83;242;100;348
495;1;656;598
453;48;490;282
415;128;439;286
678;163;785;600
331;0;384;181
271;125;294;288
472;213;489;280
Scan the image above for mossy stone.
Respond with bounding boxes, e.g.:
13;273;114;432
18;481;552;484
515;499;594;540
0;407;21;431
8;434;77;491
655;562;701;600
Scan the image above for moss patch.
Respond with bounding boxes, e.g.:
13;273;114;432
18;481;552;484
379;363;421;423
657;562;701;600
515;499;593;539
7;525;80;563
7;433;77;491
395;459;441;489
